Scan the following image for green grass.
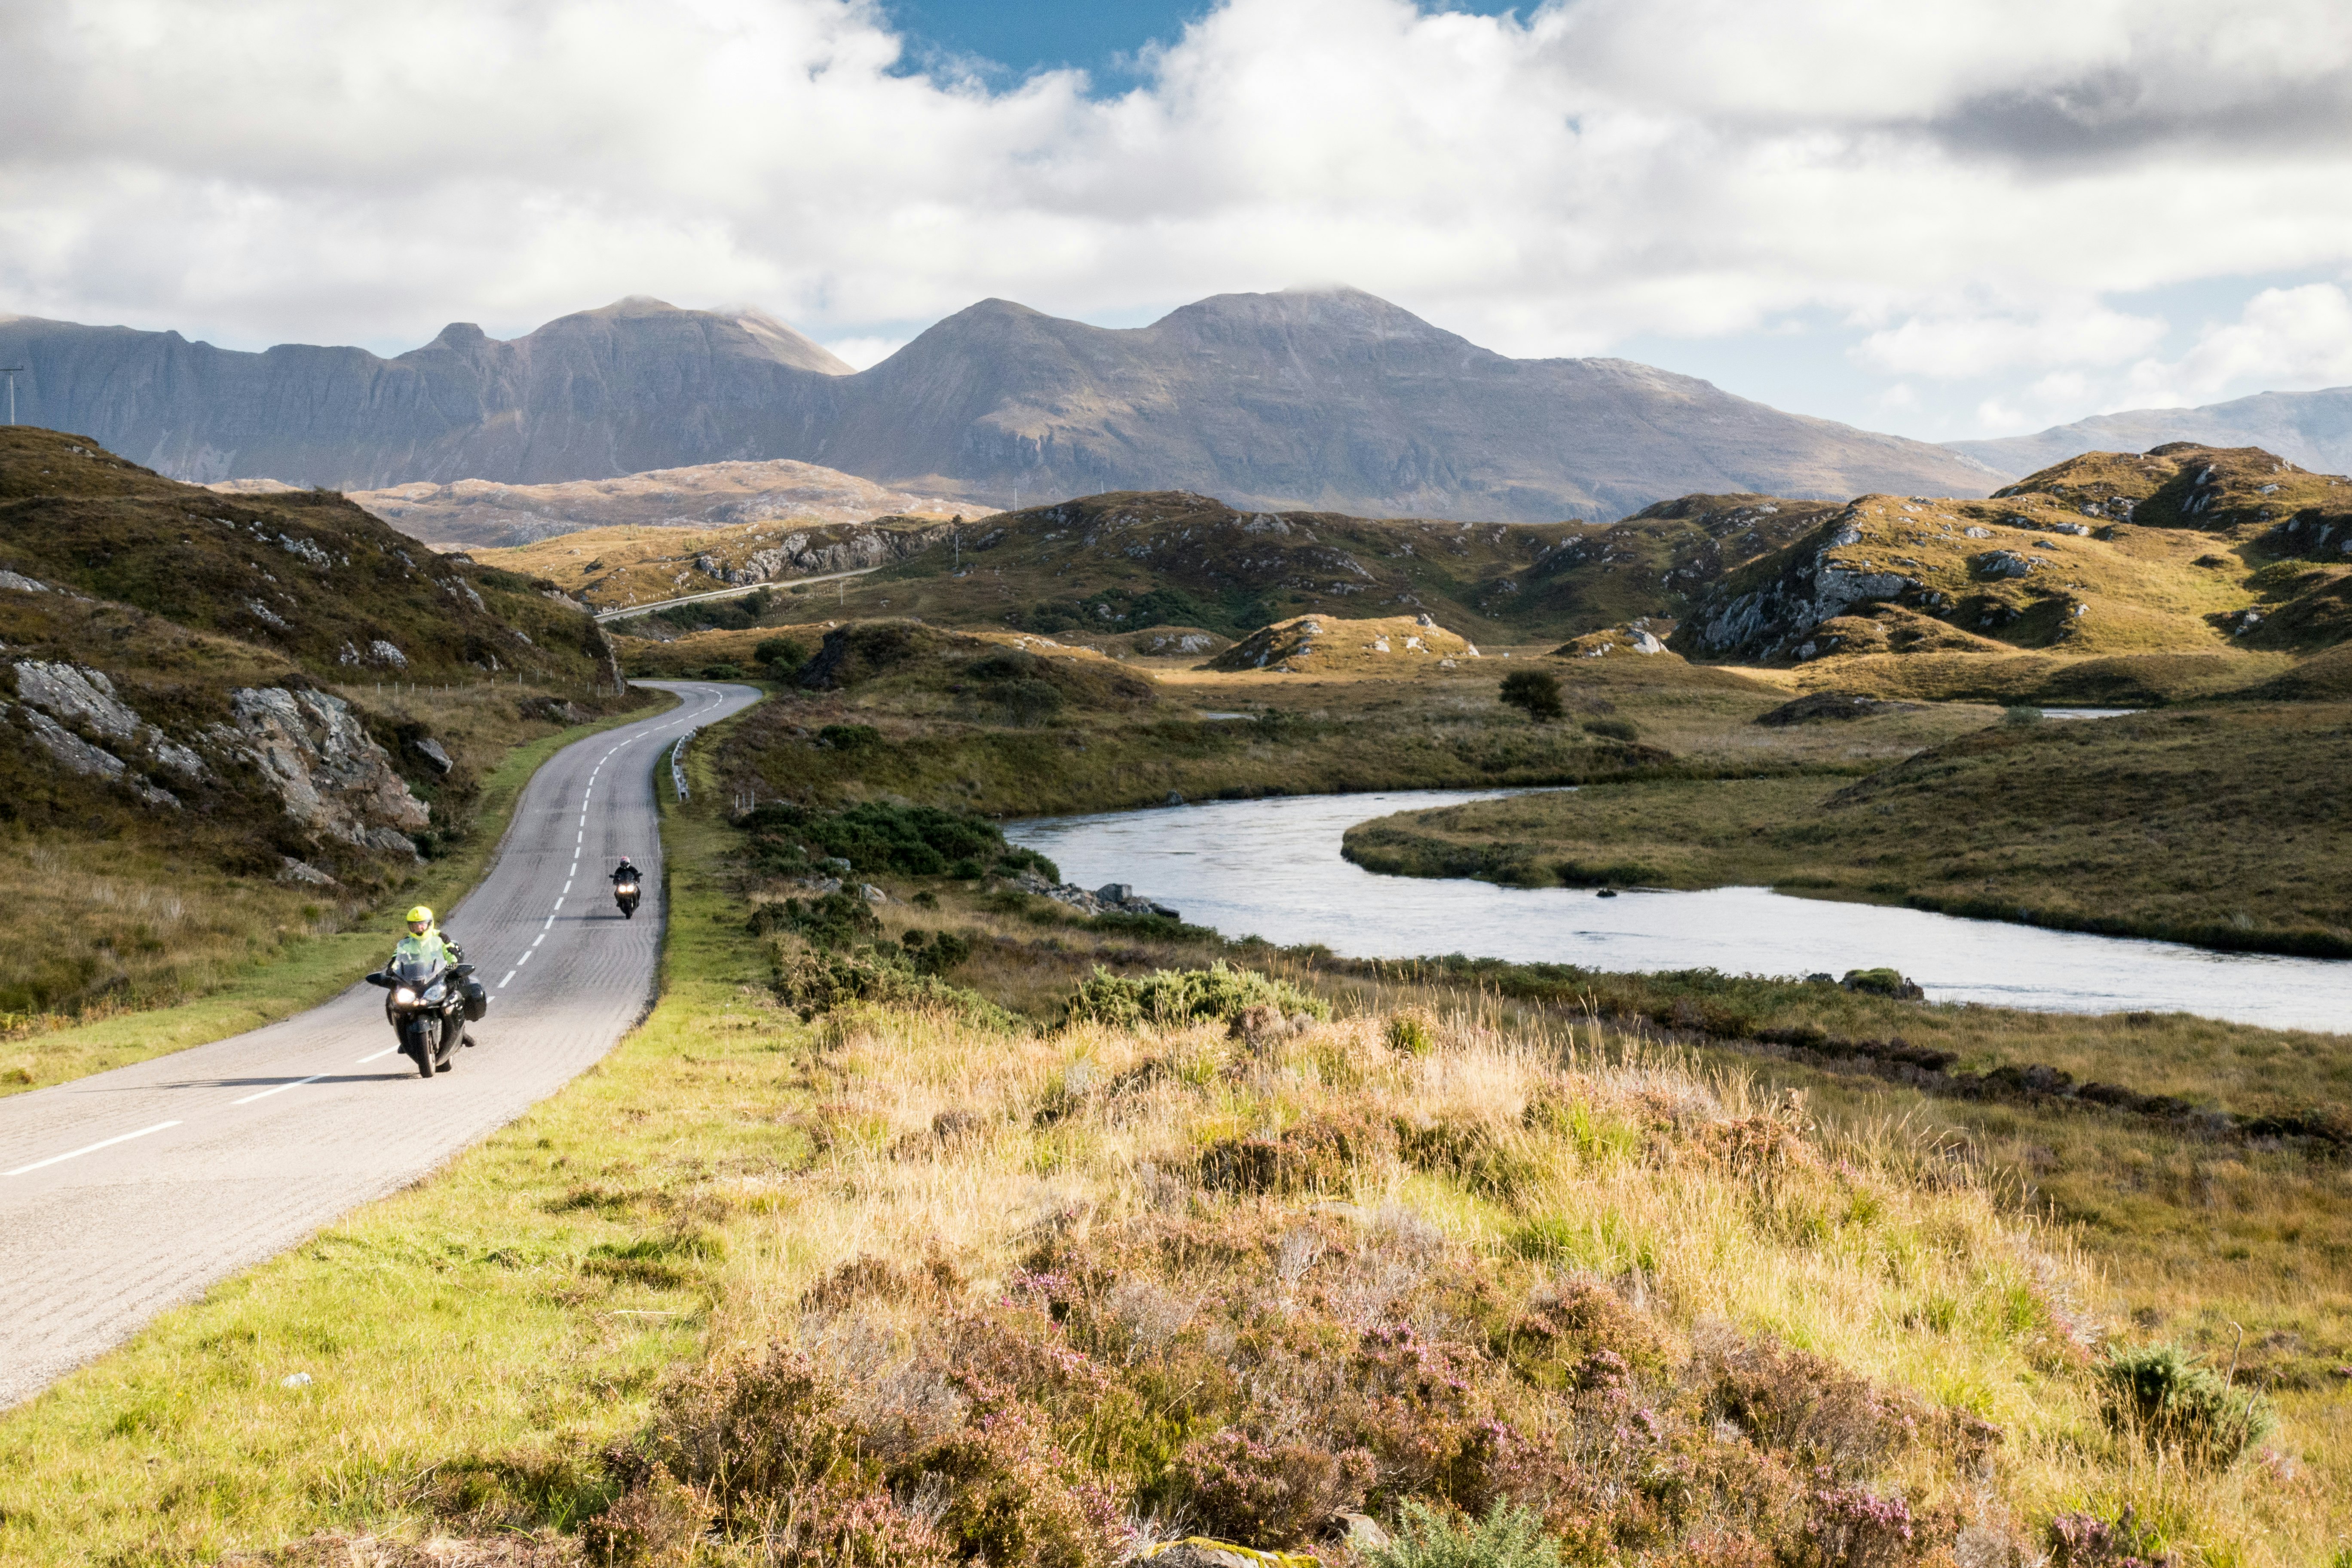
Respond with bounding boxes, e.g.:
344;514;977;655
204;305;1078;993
0;691;676;1096
0;797;765;1562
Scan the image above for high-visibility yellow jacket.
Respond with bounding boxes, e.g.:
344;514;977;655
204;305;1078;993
392;931;463;969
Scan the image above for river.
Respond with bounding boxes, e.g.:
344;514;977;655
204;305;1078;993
1005;790;2352;1033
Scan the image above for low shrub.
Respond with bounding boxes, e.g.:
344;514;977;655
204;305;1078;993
1384;1007;1437;1055
1581;717;1641;742
2094;1343;2276;1468
751;891;881;950
1368;1501;1564;1568
1168;1428;1376;1547
772;948;1013;1028
744;799;1005;876
1057;961;1328;1031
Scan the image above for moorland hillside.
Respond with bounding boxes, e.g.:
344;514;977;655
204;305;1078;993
494;488;1837;647
1672;443;2352;673
0;426;631;1027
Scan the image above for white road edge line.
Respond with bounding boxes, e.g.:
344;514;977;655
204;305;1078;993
233;1072;328;1106
5;1120;184;1176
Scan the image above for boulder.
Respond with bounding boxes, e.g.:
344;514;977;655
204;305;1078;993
408;736;456;775
211;686;430;856
1755;691;1922;726
1975;550;2037;579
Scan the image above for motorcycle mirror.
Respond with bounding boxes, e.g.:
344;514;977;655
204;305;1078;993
451;963;476;977
364;971;393;988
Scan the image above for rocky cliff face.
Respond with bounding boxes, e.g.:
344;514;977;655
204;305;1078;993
1;289;2002;523
5;652;430;854
1672;508;1922;662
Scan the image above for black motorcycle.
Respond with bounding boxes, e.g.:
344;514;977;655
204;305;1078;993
614;877;641;919
365;952;485;1078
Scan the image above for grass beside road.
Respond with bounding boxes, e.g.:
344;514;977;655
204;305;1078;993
0;689;677;1098
0;732;2343;1563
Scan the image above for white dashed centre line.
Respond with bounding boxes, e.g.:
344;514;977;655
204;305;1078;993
563;879;573;894
233;1073;327;1106
358;1047;395;1064
499;970;516;987
6;1120;184;1176
532;934;545;948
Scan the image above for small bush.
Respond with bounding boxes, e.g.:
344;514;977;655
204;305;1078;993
755;635;809;676
819;723;882;749
585;1464;714;1566
751;892;880;950
2002;704;2044;727
772;948;1012;1028
1498;671;1565;722
1057;962;1328;1030
1169;1428;1375;1547
900;928;974;976
1368;1501;1564;1568
1384;1008;1436;1054
1581;716;1641;741
2095;1343;2276;1467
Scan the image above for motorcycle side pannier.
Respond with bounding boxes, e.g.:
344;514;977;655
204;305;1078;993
462;977;488;1021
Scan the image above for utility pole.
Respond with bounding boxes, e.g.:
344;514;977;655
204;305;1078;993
0;369;21;425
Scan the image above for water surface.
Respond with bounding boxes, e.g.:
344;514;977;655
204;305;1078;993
1007;790;2350;1033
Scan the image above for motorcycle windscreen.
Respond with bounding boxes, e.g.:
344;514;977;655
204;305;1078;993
391;955;446;986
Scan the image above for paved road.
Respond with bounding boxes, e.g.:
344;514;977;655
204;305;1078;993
0;680;759;1409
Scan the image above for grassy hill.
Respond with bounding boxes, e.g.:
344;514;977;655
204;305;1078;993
1672;444;2352;694
491;489;1840;648
0;428;634;1030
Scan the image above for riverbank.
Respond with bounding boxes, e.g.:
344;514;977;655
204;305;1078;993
1338;701;2352;960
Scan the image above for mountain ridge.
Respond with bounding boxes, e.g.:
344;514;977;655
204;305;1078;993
1948;385;2352;479
0;287;2000;522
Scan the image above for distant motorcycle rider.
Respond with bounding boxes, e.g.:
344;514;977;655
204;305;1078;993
609;858;641;888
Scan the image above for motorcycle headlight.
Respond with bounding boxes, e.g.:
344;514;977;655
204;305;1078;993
393;987;418;1005
618;883;637;894
423;983;446;1003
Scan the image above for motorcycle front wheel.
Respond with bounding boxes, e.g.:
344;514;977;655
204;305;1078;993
401;1018;436;1078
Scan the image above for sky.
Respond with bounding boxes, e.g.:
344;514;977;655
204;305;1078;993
3;0;2351;442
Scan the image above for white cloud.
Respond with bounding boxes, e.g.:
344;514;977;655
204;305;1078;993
822;336;911;370
2118;284;2352;407
0;0;2347;434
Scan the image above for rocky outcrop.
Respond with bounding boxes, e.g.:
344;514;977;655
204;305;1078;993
717;523;949;585
210;687;430;856
1673;511;1919;662
8;660;207;804
1010;870;1180;921
1756;691;1923;725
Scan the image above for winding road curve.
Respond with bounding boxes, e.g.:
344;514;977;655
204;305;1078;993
0;680;760;1409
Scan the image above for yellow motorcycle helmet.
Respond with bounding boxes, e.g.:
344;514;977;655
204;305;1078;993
404;905;435;931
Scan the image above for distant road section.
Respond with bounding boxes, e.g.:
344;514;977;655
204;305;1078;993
0;680;760;1409
592;564;883;623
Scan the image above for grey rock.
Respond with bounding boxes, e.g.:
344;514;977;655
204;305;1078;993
3;289;2000;522
1627;628;1666;654
210;687;429;856
409;736;455;775
21;707;128;781
1963;525;1992;538
276;857;338;886
859;882;888;903
1676;513;1916;660
1165;790;1184;806
1976;550;2038;578
0;571;52;594
13;660;143;744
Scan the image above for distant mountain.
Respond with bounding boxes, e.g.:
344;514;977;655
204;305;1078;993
349;458;968;548
1948;386;2352;479
0;288;2002;522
